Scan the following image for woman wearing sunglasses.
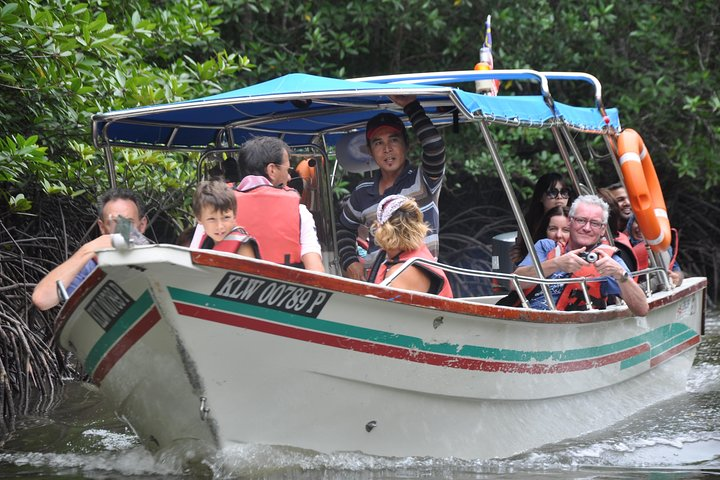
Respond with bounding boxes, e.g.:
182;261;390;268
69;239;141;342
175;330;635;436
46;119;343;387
510;172;574;265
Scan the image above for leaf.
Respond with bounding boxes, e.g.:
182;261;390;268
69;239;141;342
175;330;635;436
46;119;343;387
9;193;32;212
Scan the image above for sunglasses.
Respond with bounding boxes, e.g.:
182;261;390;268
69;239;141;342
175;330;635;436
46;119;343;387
546;188;571;199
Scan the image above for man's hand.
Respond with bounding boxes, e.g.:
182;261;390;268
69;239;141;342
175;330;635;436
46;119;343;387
388;95;416;108
86;234;114;252
344;261;366;281
554;247;592;273
592;250;627;281
669;270;684;287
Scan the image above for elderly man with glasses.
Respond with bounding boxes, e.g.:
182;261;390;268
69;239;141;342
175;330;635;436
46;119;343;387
513;194;649;316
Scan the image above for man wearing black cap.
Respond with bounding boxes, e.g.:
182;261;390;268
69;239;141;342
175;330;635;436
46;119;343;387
337;95;446;280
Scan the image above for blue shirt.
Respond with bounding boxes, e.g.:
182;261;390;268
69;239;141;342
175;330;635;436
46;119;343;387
519;239;627;310
66;259;97;295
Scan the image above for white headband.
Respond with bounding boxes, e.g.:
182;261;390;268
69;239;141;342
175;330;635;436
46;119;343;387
376;194;409;225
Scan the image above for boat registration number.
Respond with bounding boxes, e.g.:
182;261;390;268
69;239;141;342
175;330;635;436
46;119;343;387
211;272;331;318
85;280;134;330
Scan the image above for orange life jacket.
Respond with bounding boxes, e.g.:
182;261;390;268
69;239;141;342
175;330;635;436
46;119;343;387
232;184;303;266
631;241;649;270
213;226;259;257
546;243;618;311
613;232;641;274
368;245;453;298
628;228;680;273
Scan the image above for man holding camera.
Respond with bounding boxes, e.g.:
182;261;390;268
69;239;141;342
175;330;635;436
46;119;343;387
513;194;648;316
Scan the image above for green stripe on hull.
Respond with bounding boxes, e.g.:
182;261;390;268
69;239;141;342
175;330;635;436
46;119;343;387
169;287;697;368
620;323;696;369
85;290;154;374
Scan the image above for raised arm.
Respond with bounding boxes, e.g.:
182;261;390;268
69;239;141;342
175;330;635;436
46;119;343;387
32;235;113;311
400;98;446;181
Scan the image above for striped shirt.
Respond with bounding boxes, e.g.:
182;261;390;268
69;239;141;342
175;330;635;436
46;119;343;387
337;100;446;271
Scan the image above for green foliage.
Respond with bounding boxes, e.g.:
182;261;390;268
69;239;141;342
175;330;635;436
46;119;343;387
0;0;250;220
0;0;717;247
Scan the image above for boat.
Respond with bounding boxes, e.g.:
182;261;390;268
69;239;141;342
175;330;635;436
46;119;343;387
55;70;706;460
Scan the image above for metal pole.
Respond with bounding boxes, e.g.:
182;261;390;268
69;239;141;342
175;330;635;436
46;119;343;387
103;144;116;189
477;119;556;310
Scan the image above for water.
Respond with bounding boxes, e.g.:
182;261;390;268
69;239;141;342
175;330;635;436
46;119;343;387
1;315;719;479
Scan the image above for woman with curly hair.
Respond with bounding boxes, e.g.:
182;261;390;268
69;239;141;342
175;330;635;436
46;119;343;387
367;195;453;297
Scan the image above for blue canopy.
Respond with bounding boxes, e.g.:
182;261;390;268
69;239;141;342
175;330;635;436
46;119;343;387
92;71;620;151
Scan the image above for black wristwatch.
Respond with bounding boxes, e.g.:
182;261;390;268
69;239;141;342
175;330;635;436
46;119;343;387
618;271;630;283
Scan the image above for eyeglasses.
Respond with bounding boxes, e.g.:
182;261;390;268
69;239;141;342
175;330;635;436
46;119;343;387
546;188;571;199
571;216;605;230
273;163;295;175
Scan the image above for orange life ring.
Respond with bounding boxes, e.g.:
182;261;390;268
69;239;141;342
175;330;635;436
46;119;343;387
295;157;316;183
617;129;671;252
294;157;317;206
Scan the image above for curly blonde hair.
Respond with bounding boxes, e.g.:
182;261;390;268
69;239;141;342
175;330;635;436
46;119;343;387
372;198;429;252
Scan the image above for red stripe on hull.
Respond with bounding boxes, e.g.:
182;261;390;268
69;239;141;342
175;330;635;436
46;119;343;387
650;335;700;368
92;307;162;384
175;303;648;374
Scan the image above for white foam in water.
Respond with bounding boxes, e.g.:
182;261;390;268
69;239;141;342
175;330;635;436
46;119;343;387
560;433;720;468
687;363;720;393
0;448;181;476
82;428;138;451
204;443;598;477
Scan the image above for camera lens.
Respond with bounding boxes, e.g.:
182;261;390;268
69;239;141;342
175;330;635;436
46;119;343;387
585;251;598;263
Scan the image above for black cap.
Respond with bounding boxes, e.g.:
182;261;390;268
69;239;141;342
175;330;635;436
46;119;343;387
365;113;408;144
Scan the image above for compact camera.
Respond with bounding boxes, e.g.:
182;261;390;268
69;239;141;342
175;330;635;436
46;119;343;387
578;251;599;263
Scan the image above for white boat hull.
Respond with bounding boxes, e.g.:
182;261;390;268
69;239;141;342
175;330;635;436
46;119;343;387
57;245;705;459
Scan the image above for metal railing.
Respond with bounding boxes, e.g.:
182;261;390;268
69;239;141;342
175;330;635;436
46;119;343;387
378;256;671;311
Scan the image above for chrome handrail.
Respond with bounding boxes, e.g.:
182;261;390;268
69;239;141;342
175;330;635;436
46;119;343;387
379;256;668;311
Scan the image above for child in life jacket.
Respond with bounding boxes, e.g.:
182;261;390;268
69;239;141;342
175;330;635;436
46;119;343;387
192;180;259;258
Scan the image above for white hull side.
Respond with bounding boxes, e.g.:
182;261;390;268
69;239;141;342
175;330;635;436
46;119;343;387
57;246;705;459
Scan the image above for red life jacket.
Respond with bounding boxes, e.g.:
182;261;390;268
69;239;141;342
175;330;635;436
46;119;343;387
368;245;453;298
213;226;259;257
546;243;618;311
232;184;303;266
631;240;650;270
614;232;641;274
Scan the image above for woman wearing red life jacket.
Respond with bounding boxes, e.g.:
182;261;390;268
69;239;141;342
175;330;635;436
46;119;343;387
510;172;575;265
533;205;571;247
367;195;453;298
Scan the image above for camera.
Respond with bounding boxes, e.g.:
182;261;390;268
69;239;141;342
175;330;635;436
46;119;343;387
578;251;598;263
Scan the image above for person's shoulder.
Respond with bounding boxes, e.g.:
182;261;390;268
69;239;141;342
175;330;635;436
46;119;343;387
534;238;557;252
611;254;630;272
348;179;376;199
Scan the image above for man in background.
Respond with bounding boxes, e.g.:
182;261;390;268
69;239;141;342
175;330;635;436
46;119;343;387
32;188;147;310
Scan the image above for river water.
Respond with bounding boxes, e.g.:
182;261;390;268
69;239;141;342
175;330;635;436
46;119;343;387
1;313;719;479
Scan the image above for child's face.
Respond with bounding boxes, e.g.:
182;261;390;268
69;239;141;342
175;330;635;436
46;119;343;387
197;206;236;243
